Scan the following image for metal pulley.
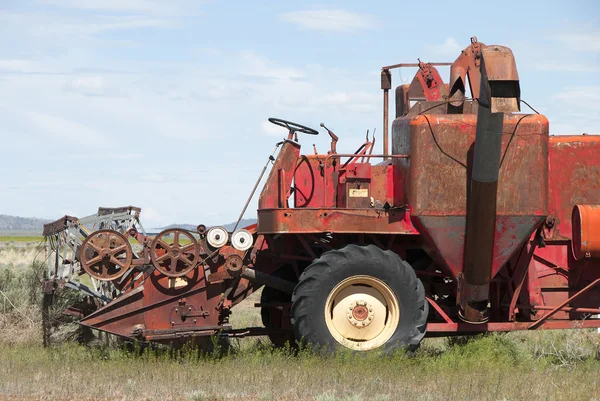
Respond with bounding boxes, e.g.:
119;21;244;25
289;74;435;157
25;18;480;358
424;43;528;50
225;254;244;276
79;229;133;281
206;226;228;248
231;229;253;251
150;228;199;277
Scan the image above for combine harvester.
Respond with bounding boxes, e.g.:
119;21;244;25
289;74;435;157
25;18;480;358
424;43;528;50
43;38;600;352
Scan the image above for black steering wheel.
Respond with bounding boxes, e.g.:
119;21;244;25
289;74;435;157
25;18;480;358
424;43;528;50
268;118;319;136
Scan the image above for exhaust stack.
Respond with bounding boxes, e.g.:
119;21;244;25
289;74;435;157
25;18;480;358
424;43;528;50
459;45;521;323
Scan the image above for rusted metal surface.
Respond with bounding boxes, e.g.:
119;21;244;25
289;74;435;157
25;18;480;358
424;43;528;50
80;229;133;281
98;206;141;217
548;135;600;239
528;276;600;329
258;140;300;209
459;46;522;323
150;229;199;277
241;267;296;294
42;215;79;236
257;208;418;235
381;69;391;158
42;38;600;346
448;37;485;109
399;110;549;281
571;205;600;259
409;61;448;101
427;319;600;334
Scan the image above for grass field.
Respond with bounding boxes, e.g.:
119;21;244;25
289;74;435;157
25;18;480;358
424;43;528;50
0;236;43;243
0;238;599;401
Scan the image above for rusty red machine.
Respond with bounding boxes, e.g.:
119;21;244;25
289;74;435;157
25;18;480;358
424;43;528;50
43;37;600;352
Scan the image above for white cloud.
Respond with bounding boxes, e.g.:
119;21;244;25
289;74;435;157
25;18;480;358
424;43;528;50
241;50;305;80
0;10;176;45
141;173;166;182
63;75;125;97
39;0;198;17
557;32;600;53
549;86;600;134
72;152;142;160
318;91;377;112
425;37;462;58
278;89;378;114
261;120;288;137
25;111;109;148
552;86;600;107
0;59;37;73
280;9;377;32
139;205;171;228
532;62;599;72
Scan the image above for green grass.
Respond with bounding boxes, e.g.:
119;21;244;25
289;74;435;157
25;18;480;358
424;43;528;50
0;335;598;401
0;236;43;243
0;242;599;401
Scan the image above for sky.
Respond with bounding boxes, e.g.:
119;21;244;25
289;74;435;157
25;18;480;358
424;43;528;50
0;0;598;228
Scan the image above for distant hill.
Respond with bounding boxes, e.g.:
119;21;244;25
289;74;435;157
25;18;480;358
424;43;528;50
160;218;257;232
0;213;257;237
0;214;51;234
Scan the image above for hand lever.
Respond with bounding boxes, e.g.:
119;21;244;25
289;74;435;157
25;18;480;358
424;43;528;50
320;122;338;154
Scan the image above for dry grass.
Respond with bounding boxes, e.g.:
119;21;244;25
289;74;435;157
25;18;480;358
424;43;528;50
0;236;43;243
0;334;598;401
0;241;599;401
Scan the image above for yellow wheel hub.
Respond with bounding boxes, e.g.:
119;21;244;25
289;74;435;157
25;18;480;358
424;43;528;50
324;275;400;351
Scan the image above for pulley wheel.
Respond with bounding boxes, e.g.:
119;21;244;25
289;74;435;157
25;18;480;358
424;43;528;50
225;254;244;276
151;229;199;277
80;229;133;281
207;226;228;248
231;229;253;251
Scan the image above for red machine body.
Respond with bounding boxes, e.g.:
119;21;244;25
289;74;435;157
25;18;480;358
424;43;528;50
44;37;600;350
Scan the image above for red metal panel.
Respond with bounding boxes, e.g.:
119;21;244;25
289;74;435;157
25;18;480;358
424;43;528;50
259;140;300;209
393;113;549;215
413;215;544;279
393;113;549;279
80;270;225;339
427;319;600;334
572;204;600;259
547;135;600;239
257;208;419;235
293;155;330;208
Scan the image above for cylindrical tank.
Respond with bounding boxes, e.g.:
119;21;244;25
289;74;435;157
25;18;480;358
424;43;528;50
572;205;600;259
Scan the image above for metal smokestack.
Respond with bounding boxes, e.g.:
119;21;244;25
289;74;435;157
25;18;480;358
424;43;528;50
459;45;521;323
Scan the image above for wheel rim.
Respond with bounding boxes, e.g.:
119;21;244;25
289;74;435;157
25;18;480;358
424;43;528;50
80;229;132;281
324;275;400;351
151;229;199;277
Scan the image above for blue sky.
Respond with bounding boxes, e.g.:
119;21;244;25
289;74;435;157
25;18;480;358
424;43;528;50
0;0;598;227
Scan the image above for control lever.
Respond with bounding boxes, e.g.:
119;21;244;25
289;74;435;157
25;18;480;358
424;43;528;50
320;122;338;154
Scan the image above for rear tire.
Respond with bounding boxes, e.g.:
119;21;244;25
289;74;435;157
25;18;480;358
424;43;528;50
291;244;427;353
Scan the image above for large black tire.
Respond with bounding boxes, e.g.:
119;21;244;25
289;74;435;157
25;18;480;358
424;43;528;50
291;244;428;353
260;267;297;347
